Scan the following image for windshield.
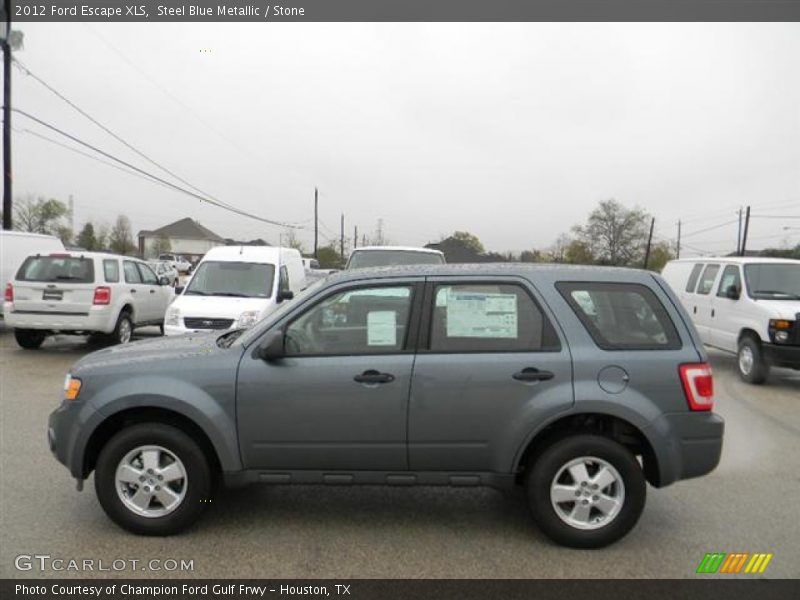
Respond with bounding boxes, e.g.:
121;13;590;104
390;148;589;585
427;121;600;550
185;261;276;298
744;264;800;300
16;256;94;283
347;250;444;269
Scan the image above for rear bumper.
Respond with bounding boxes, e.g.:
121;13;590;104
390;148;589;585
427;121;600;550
4;305;116;333
648;411;724;487
763;343;800;369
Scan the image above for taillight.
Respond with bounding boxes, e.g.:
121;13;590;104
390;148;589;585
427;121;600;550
93;286;111;305
4;282;12;302
679;363;714;411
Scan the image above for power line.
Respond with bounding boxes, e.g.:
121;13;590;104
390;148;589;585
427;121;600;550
680;218;739;239
13;108;304;229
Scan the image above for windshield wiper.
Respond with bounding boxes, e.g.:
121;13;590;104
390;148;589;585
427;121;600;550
210;292;251;298
184;290;209;295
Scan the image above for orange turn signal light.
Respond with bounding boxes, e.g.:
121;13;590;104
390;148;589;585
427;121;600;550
770;320;793;330
65;378;82;401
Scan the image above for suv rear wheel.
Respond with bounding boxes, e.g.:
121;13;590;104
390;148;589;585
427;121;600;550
526;434;646;548
14;329;47;349
94;423;212;535
737;336;769;384
109;311;133;345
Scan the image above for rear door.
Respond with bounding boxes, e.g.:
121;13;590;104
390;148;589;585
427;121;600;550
122;260;146;322
407;276;573;473
11;255;96;315
136;262;170;322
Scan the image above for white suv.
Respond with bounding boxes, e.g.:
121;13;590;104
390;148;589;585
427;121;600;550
3;251;174;349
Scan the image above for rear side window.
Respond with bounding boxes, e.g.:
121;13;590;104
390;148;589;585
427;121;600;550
686;263;704;293
696;264;720;295
557;282;681;351
428;283;561;352
137;263;158;284
16;256;94;283
103;259;120;283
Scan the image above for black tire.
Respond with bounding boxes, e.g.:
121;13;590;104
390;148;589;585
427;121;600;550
737;336;769;384
526;434;646;548
158;322;165;335
94;423;213;536
14;329;46;349
109;311;134;345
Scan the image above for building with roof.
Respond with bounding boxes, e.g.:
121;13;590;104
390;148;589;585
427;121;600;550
137;218;226;262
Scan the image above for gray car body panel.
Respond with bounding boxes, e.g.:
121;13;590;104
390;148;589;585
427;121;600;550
49;263;723;489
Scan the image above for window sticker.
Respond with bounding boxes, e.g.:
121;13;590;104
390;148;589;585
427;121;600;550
446;292;518;338
367;311;398;346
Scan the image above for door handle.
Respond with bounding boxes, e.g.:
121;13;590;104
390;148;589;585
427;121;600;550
354;370;395;384
711;309;715;317
150;289;155;294
693;306;697;314
130;289;137;293
512;367;555;383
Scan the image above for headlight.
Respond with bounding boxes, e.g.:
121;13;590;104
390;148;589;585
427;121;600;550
64;373;82;401
238;310;261;328
769;319;794;344
774;331;790;343
165;306;181;327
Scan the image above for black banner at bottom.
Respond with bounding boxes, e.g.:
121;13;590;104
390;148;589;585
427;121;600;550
2;579;799;600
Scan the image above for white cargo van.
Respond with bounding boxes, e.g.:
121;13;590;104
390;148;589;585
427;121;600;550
1;231;65;317
164;246;306;335
662;257;800;383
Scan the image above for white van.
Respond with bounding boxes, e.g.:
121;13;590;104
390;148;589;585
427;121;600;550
662;257;800;383
1;231;65;317
164;246;306;335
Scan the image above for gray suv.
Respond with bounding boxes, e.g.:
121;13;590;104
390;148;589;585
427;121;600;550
48;264;724;548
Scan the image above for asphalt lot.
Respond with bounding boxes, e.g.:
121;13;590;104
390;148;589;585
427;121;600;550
1;323;798;579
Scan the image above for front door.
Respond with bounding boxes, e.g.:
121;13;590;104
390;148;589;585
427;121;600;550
236;281;422;471
710;264;744;352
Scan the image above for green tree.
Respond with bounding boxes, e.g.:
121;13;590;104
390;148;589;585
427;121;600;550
55;225;73;246
573;199;650;267
108;215;136;255
13;195;70;235
520;249;544;263
316;244;344;269
563;239;595;265
450;231;485;255
646;242;674;272
76;222;97;250
152;233;172;256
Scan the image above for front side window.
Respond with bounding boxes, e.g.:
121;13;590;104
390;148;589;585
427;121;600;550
285;285;414;356
137;263;158;284
686;263;704;293
558;282;681;350
429;283;560;352
185;261;276;298
716;265;742;298
744;263;800;300
103;259;120;283
123;261;142;284
16;256;94;283
696;264;720;295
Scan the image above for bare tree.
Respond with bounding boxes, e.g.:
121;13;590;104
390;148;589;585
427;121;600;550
108;215;136;255
573;199;650;266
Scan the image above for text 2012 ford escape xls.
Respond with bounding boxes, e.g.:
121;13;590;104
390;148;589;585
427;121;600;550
48;264;724;548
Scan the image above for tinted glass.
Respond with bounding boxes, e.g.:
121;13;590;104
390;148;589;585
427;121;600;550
103;259;120;283
696;264;720;295
686;263;704;293
16;256;94;283
185;261;276;298
285;286;413;355
558;282;681;350
347;250;444;269
123;261;142;284
716;265;741;298
137;263;158;284
744;263;800;299
429;283;560;352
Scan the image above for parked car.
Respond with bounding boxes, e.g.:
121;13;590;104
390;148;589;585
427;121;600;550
149;260;180;287
164;246;306;335
49;264;723;547
4;251;174;348
0;230;64;318
346;246;445;269
158;253;193;274
662;257;800;384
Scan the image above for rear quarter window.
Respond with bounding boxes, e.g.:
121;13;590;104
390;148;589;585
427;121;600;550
557;282;682;351
103;259;120;283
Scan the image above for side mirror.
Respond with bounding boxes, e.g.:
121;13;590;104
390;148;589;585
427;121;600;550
278;289;294;302
257;330;285;361
158;276;170;286
725;285;740;300
175;286;184;295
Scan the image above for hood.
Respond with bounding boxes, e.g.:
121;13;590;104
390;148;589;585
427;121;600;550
72;331;231;374
171;294;273;319
752;299;800;320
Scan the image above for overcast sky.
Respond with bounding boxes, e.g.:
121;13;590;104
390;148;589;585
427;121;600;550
8;23;800;255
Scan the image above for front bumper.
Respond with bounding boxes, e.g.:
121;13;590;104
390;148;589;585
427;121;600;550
647;411;724;487
762;343;800;370
48;401;83;477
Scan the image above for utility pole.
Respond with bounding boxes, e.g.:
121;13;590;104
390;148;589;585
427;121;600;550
353;225;358;250
740;206;751;256
340;213;344;261
643;217;655;270
2;1;12;230
736;207;743;255
313;187;318;258
676;220;681;259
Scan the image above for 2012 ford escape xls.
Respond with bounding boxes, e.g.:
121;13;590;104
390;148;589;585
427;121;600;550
48;264;724;548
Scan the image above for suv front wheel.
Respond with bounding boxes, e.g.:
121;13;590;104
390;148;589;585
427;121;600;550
94;423;213;535
526;434;646;548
